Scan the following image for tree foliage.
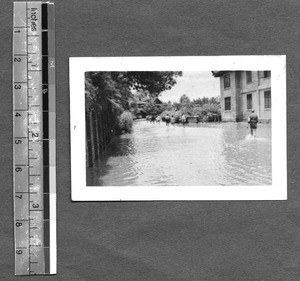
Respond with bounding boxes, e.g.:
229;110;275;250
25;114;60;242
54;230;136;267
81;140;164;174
143;101;164;116
86;71;182;111
85;71;183;132
120;72;182;97
86;72;130;112
160;95;221;122
115;111;134;134
179;94;191;105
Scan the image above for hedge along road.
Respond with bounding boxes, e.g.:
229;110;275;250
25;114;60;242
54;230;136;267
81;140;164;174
86;120;272;186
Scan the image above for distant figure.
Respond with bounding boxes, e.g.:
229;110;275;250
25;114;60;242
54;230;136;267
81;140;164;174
181;114;186;126
150;115;156;123
165;114;171;126
248;109;259;137
156;115;161;123
170;115;176;126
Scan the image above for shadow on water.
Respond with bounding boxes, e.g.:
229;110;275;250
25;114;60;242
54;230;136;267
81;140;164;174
86;135;135;186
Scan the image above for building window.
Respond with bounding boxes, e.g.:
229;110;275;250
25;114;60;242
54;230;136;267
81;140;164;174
224;74;231;89
224;97;231;111
247;94;252;110
263;71;271;78
246;71;252;83
264;90;271;108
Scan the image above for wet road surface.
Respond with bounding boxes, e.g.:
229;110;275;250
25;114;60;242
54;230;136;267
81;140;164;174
87;120;272;186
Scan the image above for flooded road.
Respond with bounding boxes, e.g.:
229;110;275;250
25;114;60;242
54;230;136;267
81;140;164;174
87;120;272;186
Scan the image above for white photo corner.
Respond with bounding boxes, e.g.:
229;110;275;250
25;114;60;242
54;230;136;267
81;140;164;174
70;56;286;201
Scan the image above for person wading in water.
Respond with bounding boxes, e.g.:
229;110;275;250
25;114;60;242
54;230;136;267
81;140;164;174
181;114;186;126
165;114;171;126
248;109;259;137
170;115;175;126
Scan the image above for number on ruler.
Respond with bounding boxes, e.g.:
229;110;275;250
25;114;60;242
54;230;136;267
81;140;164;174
14;57;22;62
15;167;22;172
13;1;56;275
16;222;22;227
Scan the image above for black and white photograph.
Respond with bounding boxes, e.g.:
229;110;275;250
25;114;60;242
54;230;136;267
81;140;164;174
70;56;286;201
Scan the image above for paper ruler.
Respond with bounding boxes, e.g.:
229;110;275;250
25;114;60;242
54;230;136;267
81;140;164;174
13;1;56;275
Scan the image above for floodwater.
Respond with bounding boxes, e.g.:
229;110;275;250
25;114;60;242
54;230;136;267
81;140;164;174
87;120;272;186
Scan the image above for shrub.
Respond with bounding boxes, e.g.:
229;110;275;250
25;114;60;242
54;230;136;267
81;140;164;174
116;111;134;134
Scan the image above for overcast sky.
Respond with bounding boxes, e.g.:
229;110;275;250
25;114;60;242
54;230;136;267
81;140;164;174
159;71;220;103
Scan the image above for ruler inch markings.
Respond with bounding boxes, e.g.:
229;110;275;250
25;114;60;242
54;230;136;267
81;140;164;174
13;1;56;276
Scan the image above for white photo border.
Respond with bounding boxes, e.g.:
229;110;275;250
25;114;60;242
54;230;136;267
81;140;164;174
70;56;286;201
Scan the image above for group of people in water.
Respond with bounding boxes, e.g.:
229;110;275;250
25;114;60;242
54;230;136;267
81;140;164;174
146;114;187;126
146;109;260;137
146;115;161;123
164;114;187;126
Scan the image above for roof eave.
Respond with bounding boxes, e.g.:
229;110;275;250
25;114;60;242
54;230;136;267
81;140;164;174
212;71;230;77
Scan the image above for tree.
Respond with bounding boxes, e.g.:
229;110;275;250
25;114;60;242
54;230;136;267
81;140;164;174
86;71;182;110
121;71;182;97
179;94;191;105
173;102;181;111
160;93;221;122
85;71;183;130
143;100;164;116
179;94;192;114
86;72;131;113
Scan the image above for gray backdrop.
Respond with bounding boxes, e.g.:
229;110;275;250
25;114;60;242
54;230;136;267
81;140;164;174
1;0;300;280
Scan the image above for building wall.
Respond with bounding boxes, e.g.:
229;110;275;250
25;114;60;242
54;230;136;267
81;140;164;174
258;72;271;88
240;71;259;92
240;71;271;121
259;88;272;120
220;71;238;122
241;91;259;120
234;72;243;121
219;71;271;122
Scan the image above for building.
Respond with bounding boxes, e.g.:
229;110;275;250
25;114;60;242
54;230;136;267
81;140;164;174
153;97;162;105
212;71;271;122
135;100;147;118
131;96;163;118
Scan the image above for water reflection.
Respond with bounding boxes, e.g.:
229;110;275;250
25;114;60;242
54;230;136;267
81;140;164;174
86;120;272;186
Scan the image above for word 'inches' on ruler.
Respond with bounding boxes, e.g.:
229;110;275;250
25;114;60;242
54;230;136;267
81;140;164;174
13;1;56;275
